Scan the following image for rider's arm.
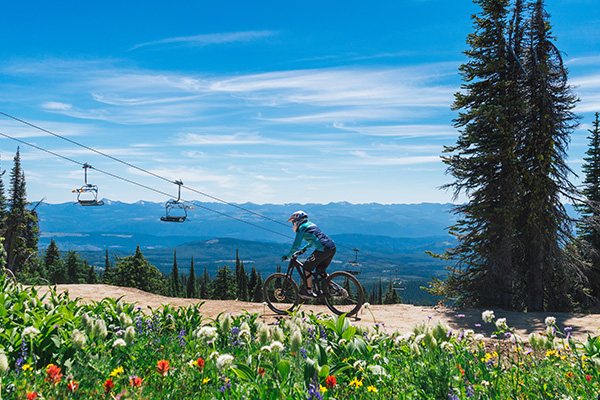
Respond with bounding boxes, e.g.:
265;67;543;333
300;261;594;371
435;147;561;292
285;231;305;258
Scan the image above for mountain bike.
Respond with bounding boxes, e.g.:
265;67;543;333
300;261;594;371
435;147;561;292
263;250;364;317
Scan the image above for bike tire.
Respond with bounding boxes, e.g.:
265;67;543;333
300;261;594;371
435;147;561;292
324;271;364;316
263;273;300;315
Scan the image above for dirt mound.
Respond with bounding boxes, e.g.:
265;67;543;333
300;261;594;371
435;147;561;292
35;284;600;341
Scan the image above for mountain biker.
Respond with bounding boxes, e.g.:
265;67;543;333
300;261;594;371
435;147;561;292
282;210;336;298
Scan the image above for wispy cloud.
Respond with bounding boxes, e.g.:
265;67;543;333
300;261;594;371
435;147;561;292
334;123;455;138
131;30;277;51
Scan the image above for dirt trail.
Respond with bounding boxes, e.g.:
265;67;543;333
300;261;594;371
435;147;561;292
34;284;600;341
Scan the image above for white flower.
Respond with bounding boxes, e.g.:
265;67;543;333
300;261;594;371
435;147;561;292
482;310;495;323
0;350;8;374
215;354;234;372
363;303;370;310
545;316;556;327
440;342;454;353
260;345;271;353
197;326;218;341
113;338;127;348
373;354;382;360
71;329;87;350
124;326;136;345
290;329;302;354
270;341;284;352
22;326;40;340
481;380;490;387
474;334;485;342
496;318;508;331
353;360;366;369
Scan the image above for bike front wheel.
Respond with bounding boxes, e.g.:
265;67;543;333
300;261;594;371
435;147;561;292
263;273;300;315
324;271;364;316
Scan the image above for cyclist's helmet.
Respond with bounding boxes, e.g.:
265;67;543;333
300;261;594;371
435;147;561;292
287;210;308;224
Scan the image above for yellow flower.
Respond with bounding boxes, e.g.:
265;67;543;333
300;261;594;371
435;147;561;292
320;385;328;393
349;377;363;388
202;377;211;384
110;366;124;377
22;364;32;371
367;385;378;393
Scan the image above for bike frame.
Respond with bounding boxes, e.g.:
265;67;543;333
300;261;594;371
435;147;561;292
285;255;325;295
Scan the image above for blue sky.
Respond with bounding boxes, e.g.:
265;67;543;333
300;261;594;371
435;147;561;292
1;0;599;206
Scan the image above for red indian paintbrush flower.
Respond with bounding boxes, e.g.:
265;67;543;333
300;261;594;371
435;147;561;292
196;357;205;370
67;380;79;392
104;378;115;393
325;375;337;389
130;376;143;388
157;359;170;376
45;364;63;385
26;393;38;400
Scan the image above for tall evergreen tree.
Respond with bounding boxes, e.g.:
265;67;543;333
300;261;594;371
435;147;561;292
0;156;7;231
199;266;211;299
103;249;114;284
112;245;164;294
517;0;580;311
577;112;600;298
4;148;39;273
248;266;258;299
170;250;182;297
434;0;521;309
44;238;65;284
187;256;197;298
237;261;249;301
213;265;236;300
252;270;263;302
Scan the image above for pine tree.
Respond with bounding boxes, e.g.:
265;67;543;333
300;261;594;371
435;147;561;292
44;238;65;284
248;266;258;298
103;249;113;284
383;280;401;304
65;251;82;283
199;266;211;299
0;156;8;232
237;261;249;301
187;256;197;298
170;250;182;297
252;270;263;302
517;0;581;311
577;112;600;298
435;0;522;309
112;245;164;294
4;148;39;273
213;265;236;300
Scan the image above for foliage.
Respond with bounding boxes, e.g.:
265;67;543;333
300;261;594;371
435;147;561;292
436;0;584;312
1;274;600;399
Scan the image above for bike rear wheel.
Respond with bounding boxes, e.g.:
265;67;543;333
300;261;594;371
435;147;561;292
324;271;364;316
263;273;300;315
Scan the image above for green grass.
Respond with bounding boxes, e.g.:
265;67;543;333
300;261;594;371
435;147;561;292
0;275;599;399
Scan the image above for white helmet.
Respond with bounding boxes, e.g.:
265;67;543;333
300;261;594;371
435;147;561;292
287;210;308;224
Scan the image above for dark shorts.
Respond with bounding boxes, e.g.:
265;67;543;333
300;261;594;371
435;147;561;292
302;247;336;275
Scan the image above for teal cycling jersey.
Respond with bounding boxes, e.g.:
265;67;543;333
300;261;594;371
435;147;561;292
285;221;336;258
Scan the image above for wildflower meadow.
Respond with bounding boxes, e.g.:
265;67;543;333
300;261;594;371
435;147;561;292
1;275;599;399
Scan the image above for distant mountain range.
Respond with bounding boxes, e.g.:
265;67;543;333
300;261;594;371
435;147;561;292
36;200;459;281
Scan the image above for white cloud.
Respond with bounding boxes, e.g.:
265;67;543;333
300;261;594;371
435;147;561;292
131;30;276;50
334;122;455;138
41;101;72;111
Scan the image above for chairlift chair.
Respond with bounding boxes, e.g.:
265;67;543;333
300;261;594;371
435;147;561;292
344;248;362;275
73;163;104;206
392;268;406;290
160;180;193;223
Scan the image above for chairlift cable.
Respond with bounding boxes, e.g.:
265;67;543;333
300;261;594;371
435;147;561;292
0;130;295;240
0;111;288;228
0;123;424;275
